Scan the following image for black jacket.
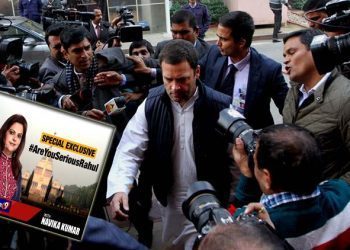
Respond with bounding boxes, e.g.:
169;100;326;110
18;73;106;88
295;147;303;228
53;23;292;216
141;81;232;206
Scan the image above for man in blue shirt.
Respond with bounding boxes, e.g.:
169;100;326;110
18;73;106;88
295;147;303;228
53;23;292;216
233;124;350;249
19;0;43;23
182;0;211;39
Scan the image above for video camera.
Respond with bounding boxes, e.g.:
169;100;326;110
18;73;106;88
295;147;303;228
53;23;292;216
42;6;95;31
0;17;54;103
111;6;150;43
309;0;350;74
216;107;259;170
0;37;40;87
0;85;55;104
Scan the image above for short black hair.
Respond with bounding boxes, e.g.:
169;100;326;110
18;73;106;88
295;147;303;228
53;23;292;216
171;9;198;30
129;39;154;56
45;23;65;46
283;28;323;50
60;26;92;51
256;124;322;195
159;39;198;70
219;11;255;48
199;221;291;250
303;0;330;11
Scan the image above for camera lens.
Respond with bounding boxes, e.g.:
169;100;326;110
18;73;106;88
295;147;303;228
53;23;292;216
182;181;230;235
311;32;350;74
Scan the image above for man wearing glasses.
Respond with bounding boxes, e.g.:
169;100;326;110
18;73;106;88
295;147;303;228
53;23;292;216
153;10;210;60
39;23;67;84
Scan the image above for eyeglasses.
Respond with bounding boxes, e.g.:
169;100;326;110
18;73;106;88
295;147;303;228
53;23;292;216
171;29;192;35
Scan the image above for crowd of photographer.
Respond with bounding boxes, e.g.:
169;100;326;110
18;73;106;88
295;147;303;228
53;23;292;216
1;0;350;249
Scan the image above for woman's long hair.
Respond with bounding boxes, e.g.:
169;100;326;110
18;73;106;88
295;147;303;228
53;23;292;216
0;114;28;179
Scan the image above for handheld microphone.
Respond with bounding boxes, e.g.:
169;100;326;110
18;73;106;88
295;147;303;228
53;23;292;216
104;96;126;116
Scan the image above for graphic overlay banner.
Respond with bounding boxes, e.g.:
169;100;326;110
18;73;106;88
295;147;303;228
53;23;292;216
0;93;116;241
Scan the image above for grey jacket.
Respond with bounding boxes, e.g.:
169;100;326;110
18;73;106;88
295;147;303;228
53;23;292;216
283;69;350;183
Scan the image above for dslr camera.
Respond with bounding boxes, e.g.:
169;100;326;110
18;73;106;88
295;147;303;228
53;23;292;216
182;181;234;238
182;181;292;248
217;107;259;169
310;0;350;74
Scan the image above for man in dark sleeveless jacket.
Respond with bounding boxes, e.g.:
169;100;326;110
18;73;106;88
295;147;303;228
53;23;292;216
107;39;232;249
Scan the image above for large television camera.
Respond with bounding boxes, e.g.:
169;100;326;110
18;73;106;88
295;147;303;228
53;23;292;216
0;37;39;87
111;7;150;43
0;17;54;103
309;0;350;74
42;5;95;31
182;181;293;249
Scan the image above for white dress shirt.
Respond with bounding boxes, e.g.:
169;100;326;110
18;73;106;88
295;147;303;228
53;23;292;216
227;49;251;114
107;88;199;248
298;72;331;107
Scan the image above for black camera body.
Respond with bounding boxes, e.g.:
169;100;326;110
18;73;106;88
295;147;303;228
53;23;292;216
119;7;135;25
14;60;40;86
0;85;55;104
182;181;234;237
0;37;40;87
217;107;258;171
42;6;95;31
112;6;150;43
182;181;283;248
310;0;350;74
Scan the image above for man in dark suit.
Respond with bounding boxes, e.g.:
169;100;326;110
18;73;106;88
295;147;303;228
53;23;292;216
39;23;66;84
153;9;210;60
89;8;110;50
200;11;288;129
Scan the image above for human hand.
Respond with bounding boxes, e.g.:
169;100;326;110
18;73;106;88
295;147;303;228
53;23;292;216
83;109;105;120
27;77;42;88
62;95;78;112
244;202;275;229
2;65;20;84
126;55;152;74
232;138;253;178
94;71;123;87
122;92;144;102
95;41;104;52
110;192;129;220
111;15;123;28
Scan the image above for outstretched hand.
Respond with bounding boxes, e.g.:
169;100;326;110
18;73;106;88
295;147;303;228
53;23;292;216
94;71;123;87
127;55;152;74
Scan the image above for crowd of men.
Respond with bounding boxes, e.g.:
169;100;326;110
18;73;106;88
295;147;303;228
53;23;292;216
1;0;350;249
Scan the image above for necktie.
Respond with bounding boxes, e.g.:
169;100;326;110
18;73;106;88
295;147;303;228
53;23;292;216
95;24;101;39
219;64;237;97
